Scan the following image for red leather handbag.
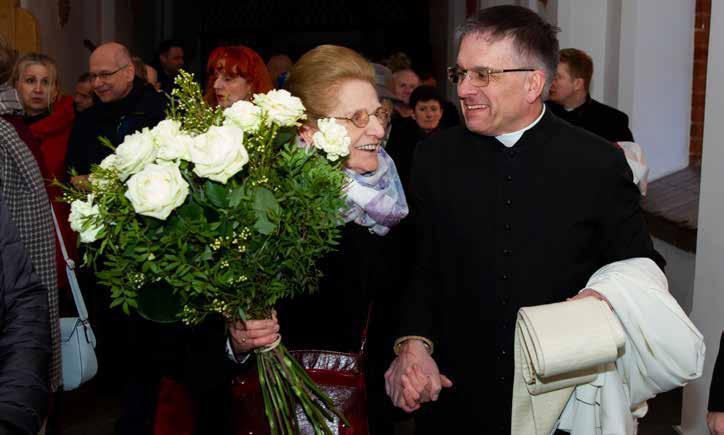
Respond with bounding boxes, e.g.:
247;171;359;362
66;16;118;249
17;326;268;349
153;306;371;435
229;306;372;434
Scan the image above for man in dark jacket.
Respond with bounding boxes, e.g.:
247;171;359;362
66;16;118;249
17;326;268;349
65;42;166;187
385;6;663;433
547;48;634;143
0;196;50;435
149;40;185;95
63;42;166;435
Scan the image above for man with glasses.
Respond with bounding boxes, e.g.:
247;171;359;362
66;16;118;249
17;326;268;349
385;6;664;433
66;42;165;189
63;42;166;435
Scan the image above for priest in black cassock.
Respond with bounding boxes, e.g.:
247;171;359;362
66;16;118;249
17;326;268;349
384;6;664;434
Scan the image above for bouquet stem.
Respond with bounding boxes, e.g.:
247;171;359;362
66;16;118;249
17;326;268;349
256;340;351;434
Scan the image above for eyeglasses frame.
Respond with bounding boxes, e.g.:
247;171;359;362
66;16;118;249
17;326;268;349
89;64;130;82
330;106;391;129
447;66;535;87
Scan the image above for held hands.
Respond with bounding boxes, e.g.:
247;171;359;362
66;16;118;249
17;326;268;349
229;310;280;354
384;339;453;412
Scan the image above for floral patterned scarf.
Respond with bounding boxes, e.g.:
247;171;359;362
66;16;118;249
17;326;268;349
342;148;408;235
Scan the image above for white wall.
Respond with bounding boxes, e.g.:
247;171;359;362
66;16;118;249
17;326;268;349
618;0;694;181
556;0;610;102
19;0;143;94
556;0;693;181
681;0;724;432
652;238;696;314
19;0;101;94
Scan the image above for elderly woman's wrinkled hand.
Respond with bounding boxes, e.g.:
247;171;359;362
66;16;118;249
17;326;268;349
229;310;279;354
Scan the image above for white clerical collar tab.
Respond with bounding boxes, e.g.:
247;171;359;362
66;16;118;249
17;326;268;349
495;105;546;148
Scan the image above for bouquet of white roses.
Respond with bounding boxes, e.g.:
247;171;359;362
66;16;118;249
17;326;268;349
62;71;351;434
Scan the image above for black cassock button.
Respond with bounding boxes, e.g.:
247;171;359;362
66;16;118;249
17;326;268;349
504;223;512;231
505;199;512;206
503;249;511;256
506;175;513;182
502;274;510;280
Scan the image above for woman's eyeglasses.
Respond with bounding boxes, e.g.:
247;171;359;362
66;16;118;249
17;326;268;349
332;106;391;128
447;66;535;87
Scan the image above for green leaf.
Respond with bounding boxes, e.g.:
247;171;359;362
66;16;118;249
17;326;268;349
178;201;204;223
205;181;229;208
229;185;245;207
253;187;281;235
199;246;213;261
253;187;281;214
254;212;276;235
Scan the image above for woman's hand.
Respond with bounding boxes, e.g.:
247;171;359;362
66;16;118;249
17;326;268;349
228;310;280;354
70;175;90;191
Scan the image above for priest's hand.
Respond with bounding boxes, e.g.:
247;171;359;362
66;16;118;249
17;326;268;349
229;310;279;354
708;411;724;435
569;288;612;309
384;339;453;412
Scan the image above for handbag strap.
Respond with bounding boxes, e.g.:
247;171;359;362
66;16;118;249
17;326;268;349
51;205;89;321
358;303;373;355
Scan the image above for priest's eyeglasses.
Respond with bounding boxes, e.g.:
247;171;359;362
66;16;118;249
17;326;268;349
89;64;129;82
447;66;535;87
332;106;391;128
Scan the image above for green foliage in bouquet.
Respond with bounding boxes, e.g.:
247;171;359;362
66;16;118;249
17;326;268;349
61;71;358;433
61;70;346;325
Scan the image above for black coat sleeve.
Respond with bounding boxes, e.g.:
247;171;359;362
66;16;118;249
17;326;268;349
396;141;440;343
709;332;724;412
597;145;665;269
0;198;50;435
65;111;95;175
615;112;634;142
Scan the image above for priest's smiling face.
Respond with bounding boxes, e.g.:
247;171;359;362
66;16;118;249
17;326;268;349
456;34;542;136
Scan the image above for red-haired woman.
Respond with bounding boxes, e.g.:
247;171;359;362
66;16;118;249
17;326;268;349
204;45;273;109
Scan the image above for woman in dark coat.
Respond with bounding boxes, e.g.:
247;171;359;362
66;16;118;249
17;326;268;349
230;44;408;433
0;195;50;435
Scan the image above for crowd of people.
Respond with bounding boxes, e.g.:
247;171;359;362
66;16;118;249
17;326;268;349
0;4;721;435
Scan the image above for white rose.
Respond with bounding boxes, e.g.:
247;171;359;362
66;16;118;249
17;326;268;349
115;128;158;181
89;154;118;187
223;100;262;133
253;89;306;127
312;118;351;161
151;119;192;161
69;194;104;243
124;162;190;220
189;125;249;184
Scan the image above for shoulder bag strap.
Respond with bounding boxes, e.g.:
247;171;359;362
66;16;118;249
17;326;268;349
50;205;89;321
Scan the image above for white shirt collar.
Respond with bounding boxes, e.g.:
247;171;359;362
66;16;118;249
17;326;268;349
495;105;546;148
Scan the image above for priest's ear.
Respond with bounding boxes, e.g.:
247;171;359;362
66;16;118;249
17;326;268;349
573;77;586;93
524;69;546;103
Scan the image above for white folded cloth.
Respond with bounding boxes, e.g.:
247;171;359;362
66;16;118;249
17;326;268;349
512;297;625;435
511;258;705;435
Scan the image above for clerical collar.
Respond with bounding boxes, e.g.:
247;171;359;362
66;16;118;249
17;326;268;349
495;105;546;148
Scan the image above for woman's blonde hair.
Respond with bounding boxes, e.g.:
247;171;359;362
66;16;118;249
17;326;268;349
11;52;60;110
285;45;374;123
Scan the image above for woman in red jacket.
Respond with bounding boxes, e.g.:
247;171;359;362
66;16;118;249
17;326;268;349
12;52;78;292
